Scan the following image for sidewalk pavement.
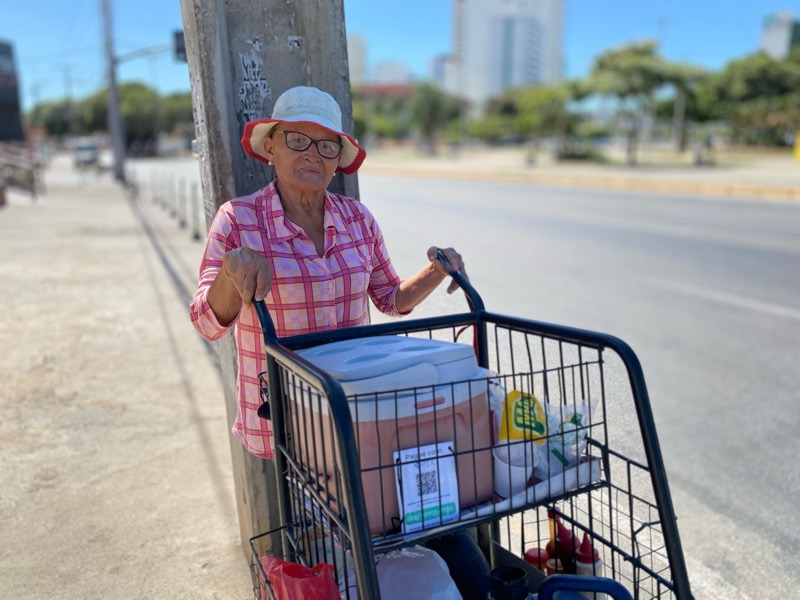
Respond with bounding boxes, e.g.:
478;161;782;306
361;146;800;201
0;154;253;599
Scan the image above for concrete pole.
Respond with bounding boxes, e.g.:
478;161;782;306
179;0;357;556
101;0;127;183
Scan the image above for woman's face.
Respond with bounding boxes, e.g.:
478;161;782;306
263;122;340;197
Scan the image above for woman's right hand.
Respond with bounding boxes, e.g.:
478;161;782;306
221;247;273;307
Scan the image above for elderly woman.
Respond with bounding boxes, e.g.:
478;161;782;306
189;86;466;459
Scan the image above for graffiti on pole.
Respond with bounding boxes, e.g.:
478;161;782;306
237;39;272;126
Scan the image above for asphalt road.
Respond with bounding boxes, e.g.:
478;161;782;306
359;175;800;600
129;158;800;599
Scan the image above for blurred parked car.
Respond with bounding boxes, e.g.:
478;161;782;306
73;138;99;169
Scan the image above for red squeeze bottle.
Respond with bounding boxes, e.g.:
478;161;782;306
575;532;605;599
524;547;549;572
554;520;576;573
575;532;600;573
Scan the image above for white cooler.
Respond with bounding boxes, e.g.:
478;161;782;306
296;335;494;535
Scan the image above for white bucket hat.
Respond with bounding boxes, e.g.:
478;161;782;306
241;86;366;175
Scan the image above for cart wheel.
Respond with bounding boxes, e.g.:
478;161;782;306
537;575;632;600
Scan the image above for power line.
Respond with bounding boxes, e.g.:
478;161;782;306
58;0;97;58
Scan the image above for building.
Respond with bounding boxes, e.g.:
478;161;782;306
348;33;413;88
0;40;25;142
347;34;367;87
445;0;565;116
370;60;412;85
489;14;543;98
760;11;800;60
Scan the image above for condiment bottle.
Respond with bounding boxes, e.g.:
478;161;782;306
544;511;559;561
574;532;605;600
545;557;567;576
544;511;577;573
555;520;577;573
524;547;549;573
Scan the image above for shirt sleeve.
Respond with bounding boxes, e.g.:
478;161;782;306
361;206;412;317
189;202;241;341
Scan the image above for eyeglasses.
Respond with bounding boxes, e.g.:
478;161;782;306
282;131;343;159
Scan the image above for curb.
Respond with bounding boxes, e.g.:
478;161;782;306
360;165;800;202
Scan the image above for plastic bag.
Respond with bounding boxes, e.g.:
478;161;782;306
533;401;594;480
258;556;340;600
340;545;463;600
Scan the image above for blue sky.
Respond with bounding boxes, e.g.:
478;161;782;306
3;0;800;112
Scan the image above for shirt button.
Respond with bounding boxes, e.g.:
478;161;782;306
328;282;333;290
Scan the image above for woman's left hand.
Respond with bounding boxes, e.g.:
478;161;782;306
427;246;467;294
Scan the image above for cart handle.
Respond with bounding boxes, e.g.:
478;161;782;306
254;299;277;342
435;248;484;314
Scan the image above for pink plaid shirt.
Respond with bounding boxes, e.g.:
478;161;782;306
189;181;407;458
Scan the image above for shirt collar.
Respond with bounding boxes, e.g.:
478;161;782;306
262;180;348;241
261;182;295;242
323;193;349;235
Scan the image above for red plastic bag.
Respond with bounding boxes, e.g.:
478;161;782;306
258;556;339;600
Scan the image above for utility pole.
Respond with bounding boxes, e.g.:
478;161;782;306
149;57;162;155
62;65;74;137
179;0;357;558
102;0;126;183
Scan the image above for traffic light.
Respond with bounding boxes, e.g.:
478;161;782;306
174;30;186;62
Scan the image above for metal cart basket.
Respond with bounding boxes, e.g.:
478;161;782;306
250;268;693;600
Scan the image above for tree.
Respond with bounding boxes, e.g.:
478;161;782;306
656;63;710;151
717;52;800;102
354;90;414;143
40;101;72;138
587;41;671;164
409;83;460;154
466;114;515;144
510;83;582;156
76;90;109;134
734;92;800;145
159;92;194;135
26;83;195;153
713;52;800;144
118;82;159;152
350;91;367;140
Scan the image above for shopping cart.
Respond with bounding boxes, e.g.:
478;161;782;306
250;264;693;600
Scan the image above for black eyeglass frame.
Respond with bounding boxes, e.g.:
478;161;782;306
282;130;343;159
